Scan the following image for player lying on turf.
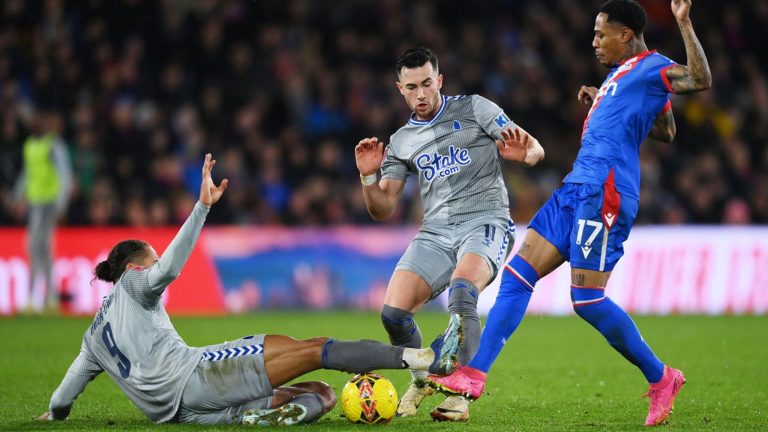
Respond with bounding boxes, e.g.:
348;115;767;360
38;154;462;426
429;0;710;427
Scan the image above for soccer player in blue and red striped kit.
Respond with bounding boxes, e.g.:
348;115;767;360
430;0;711;426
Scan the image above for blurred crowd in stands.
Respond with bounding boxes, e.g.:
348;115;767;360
1;0;766;226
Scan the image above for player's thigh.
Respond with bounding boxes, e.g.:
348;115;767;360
518;229;567;278
390;228;454;309
454;217;515;289
569;184;638;276
526;185;578;275
383;270;432;312
181;335;273;416
262;335;328;388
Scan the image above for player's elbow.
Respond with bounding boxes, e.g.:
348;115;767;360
368;208;393;222
666;123;677;143
695;77;712;91
366;197;398;221
694;71;712;91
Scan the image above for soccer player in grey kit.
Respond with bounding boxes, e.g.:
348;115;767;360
39;154;461;426
354;47;545;420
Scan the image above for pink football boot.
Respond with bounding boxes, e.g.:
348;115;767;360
644;366;686;426
428;365;487;400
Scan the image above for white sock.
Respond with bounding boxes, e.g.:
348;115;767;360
402;347;434;371
412;370;429;382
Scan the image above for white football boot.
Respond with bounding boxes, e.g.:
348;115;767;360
396;380;435;417
431;395;470;421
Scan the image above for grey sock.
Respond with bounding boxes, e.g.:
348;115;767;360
381;305;422;348
322;339;406;373
290;393;326;423
447;278;481;364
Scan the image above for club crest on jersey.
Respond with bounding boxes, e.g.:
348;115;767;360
416;145;471;182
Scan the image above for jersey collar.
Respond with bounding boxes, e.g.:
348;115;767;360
614;49;656;68
408;95;449;126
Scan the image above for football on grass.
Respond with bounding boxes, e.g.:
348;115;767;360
340;373;398;424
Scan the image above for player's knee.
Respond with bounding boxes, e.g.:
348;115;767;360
380;305;415;335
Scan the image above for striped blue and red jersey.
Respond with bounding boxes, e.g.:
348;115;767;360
565;50;676;200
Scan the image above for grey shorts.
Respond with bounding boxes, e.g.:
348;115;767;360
175;334;273;425
396;216;515;299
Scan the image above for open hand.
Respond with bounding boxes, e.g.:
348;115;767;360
496;127;530;163
199;153;228;207
355;137;385;176
578;86;598;105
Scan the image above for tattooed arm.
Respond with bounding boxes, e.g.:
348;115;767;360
648;108;676;143
665;0;712;94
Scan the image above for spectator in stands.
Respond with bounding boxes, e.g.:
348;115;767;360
0;1;764;226
13;107;72;311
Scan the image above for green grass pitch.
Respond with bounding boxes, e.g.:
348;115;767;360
1;312;766;431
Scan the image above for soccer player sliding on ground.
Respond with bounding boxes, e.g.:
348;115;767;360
430;0;710;426
39;154;462;426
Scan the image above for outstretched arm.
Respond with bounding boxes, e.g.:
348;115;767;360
147;154;228;292
664;0;711;94
41;351;103;421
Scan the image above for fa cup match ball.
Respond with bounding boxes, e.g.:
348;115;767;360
340;373;398;424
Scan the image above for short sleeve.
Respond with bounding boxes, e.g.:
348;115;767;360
644;56;677;95
471;95;516;141
660;97;672;114
380;138;411;181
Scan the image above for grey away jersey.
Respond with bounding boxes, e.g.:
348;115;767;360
48;202;210;423
381;95;516;224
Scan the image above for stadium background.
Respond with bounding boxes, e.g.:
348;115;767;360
1;0;766;315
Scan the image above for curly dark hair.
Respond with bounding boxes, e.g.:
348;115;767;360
600;0;647;35
94;239;150;283
395;47;438;77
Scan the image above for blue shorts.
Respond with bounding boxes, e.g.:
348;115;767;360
529;181;638;272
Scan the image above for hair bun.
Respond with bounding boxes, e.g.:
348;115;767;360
94;260;113;282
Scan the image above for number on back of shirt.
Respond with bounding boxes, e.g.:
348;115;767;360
102;322;131;378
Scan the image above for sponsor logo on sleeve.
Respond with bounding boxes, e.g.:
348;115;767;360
494;112;510;128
